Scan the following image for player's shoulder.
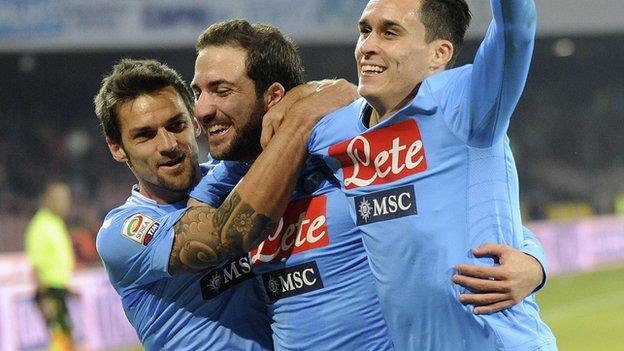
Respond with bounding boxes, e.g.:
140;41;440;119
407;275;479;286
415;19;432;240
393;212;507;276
309;98;366;148
97;201;164;250
318;97;367;128
423;65;472;94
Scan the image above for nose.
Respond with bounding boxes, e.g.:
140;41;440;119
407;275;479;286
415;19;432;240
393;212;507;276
156;129;178;153
357;32;379;58
194;93;218;126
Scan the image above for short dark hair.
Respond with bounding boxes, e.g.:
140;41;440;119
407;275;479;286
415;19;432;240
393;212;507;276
419;0;472;67
94;59;194;144
196;19;304;97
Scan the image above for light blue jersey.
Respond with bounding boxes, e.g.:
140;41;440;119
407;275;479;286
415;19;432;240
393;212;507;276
191;160;394;350
308;1;556;350
96;174;273;351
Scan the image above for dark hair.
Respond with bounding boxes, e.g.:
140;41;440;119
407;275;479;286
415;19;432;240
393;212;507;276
94;59;194;144
196;19;304;97
420;0;472;67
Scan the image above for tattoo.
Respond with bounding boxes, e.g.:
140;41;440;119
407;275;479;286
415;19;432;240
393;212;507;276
168;191;275;275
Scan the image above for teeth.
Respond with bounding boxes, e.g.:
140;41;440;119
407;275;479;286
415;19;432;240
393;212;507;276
208;124;229;134
362;65;384;73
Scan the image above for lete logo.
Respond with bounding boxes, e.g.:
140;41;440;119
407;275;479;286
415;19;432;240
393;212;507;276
328;119;427;189
251;195;329;265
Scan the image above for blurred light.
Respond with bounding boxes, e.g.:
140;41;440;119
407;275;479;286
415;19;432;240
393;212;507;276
18;55;37;74
551;38;576;57
66;129;91;157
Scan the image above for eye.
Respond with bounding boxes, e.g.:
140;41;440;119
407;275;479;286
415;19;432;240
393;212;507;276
168;120;187;133
215;87;231;97
384;30;397;38
359;26;371;36
134;130;156;142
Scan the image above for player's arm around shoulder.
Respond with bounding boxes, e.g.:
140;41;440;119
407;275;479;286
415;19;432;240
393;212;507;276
169;188;272;276
169;82;357;276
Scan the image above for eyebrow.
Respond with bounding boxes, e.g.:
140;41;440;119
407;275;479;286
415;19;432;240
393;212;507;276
191;79;231;91
128;113;185;138
380;19;406;31
128;125;154;138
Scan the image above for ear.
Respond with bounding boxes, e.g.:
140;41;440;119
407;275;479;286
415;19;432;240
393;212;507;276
106;137;129;163
430;39;454;71
263;82;286;112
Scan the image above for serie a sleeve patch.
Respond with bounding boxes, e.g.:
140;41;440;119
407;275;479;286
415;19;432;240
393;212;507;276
121;214;160;246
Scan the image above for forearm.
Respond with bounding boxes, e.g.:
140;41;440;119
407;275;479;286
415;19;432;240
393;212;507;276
496;0;537;37
468;0;536;146
169;112;313;275
521;226;547;291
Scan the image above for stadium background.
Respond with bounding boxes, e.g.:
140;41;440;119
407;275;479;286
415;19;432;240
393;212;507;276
0;0;622;350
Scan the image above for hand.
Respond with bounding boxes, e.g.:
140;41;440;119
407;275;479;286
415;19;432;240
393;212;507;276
452;243;544;314
260;79;357;148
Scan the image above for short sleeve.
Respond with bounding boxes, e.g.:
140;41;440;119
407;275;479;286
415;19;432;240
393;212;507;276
96;208;187;289
190;160;249;207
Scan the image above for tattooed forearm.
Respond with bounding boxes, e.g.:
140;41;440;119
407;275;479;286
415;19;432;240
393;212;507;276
168;191;276;275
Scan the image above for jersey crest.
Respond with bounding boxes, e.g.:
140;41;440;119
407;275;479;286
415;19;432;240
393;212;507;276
121;214;159;245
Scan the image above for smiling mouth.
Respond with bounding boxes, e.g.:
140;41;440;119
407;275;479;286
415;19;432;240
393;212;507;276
361;64;386;75
208;124;231;137
160;155;185;168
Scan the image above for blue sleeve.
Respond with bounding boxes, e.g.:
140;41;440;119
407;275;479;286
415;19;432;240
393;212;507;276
189;160;249;207
521;226;548;291
96;208;186;289
442;0;536;147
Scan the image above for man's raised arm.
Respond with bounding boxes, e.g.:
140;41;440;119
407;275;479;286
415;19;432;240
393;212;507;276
467;0;537;147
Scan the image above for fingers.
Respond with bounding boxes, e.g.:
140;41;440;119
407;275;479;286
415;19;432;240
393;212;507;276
471;243;510;258
260;79;357;148
473;300;515;315
454;263;507;280
458;292;508;306
458;291;516;315
260;84;307;148
452;274;509;293
260;119;277;149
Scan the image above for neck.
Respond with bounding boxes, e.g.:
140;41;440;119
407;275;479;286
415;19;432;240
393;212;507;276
138;181;188;204
136;166;201;205
368;109;381;128
369;84;421;125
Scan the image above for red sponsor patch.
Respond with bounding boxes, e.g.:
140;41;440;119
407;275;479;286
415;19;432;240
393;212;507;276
251;195;329;265
328;119;427;189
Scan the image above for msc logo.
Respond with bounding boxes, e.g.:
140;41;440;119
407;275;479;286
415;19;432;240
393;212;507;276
262;261;323;302
200;255;255;299
355;185;417;225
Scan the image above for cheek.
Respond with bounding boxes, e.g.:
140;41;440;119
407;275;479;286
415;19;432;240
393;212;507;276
354;41;363;59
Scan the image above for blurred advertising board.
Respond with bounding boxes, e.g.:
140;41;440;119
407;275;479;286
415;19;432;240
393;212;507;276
528;216;624;275
2;0;624;53
0;255;138;351
0;0;367;52
0;215;622;349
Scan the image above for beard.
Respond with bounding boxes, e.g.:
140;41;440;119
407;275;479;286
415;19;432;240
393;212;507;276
213;102;264;163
